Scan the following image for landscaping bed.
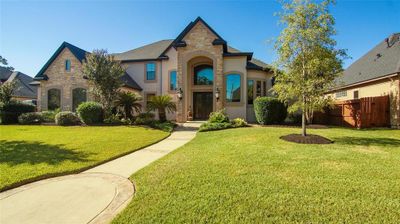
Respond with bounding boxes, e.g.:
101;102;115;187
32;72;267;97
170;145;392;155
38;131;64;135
0;125;169;191
113;127;400;223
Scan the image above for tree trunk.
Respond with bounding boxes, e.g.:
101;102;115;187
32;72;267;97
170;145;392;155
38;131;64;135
159;109;166;122
302;96;307;136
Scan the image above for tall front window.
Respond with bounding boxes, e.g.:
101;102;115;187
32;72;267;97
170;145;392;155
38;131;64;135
72;88;87;111
65;60;71;71
225;74;241;103
247;80;254;104
48;88;61;110
146;63;156;81
194;65;213;85
169;71;177;91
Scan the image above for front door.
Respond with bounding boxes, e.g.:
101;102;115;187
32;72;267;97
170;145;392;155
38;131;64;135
193;92;213;120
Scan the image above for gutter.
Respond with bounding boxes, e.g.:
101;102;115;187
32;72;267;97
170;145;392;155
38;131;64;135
326;73;399;93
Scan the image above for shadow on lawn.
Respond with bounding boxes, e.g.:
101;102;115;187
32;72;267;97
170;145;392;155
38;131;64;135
333;137;400;147
0;140;92;166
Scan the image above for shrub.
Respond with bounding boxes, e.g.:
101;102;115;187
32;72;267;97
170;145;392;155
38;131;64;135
76;102;103;125
41;109;60;123
18;112;44;125
55;111;81;126
104;114;122;125
231;118;247;127
208;109;229;123
199;122;233;132
254;97;287;125
286;112;302;124
134;112;155;125
0;102;35;124
150;121;175;132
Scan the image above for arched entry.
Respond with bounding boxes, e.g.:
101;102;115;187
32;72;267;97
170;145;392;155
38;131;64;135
187;56;214;120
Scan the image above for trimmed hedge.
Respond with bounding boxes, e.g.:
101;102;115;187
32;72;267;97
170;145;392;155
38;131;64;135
41;110;59;123
0;102;35;124
55;111;81;126
254;97;287;125
76;102;103;125
18;112;44;125
199;122;233;132
208;109;229;123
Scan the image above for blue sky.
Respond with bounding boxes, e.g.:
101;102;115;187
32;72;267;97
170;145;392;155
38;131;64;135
1;0;399;77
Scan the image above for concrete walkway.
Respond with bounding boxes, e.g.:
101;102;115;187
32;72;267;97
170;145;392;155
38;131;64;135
0;122;200;224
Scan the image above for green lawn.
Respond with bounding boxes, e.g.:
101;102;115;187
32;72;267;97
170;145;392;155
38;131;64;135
113;127;400;223
0;125;169;191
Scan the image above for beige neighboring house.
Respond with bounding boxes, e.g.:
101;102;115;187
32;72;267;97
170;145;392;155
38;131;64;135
34;17;273;122
326;33;400;128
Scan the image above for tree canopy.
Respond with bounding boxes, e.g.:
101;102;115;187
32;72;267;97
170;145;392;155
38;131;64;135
273;0;347;136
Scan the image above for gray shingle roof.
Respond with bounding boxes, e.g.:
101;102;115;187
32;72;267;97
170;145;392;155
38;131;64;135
0;67;13;82
6;71;37;98
113;40;173;62
114;40;271;70
121;72;142;91
338;33;400;87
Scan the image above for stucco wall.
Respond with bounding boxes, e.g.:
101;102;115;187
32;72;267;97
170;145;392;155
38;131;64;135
328;75;400;128
161;48;178;120
39;48;89;111
223;57;248;120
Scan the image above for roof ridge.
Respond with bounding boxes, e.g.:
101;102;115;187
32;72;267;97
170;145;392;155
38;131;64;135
119;39;173;54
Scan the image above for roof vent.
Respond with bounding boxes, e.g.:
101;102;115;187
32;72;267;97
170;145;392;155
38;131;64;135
386;34;399;48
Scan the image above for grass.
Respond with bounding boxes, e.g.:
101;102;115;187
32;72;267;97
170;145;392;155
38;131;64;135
113;127;400;223
0;125;169;191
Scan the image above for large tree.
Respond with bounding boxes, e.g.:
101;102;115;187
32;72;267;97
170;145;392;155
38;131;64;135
82;49;124;117
0;55;14;71
273;0;347;136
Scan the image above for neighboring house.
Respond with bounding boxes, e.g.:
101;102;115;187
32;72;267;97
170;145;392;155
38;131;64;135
33;17;273;121
0;67;37;101
326;33;400;128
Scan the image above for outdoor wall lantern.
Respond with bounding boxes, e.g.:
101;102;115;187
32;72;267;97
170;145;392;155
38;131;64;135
177;88;183;100
215;88;220;101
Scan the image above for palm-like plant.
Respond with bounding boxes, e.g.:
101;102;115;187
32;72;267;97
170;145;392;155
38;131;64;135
147;95;176;122
114;92;142;119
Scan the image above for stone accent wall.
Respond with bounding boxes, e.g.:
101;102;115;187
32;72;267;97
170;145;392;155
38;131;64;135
38;48;89;111
176;21;224;122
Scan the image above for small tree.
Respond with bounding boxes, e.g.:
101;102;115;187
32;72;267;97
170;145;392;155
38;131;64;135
273;0;347;136
114;92;142;119
82;49;124;117
0;80;16;104
147;95;176;122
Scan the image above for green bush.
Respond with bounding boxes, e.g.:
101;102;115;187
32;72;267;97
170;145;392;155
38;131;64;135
286;112;302;124
208;109;229;123
0;102;35;124
18;112;44;125
76;102;103;125
150;121;175;132
231;118;247;127
104;114;123;125
41;109;60;123
254;97;287;125
134;112;155;125
55;111;81;126
199;122;233;132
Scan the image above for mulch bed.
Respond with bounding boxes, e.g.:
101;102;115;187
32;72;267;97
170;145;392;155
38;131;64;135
280;134;333;144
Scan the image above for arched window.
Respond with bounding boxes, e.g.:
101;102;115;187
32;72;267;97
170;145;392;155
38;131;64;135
194;65;213;85
72;88;87;111
48;88;61;110
225;74;241;103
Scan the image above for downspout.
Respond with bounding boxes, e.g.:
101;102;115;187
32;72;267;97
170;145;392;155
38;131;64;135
160;61;163;94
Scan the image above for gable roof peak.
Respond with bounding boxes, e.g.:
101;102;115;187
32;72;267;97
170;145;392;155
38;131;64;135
34;41;88;80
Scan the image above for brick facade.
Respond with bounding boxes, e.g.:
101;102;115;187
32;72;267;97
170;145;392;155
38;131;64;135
176;21;224;122
38;48;89;111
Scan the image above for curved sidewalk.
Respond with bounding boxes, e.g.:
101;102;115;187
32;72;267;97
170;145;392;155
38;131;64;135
0;123;199;224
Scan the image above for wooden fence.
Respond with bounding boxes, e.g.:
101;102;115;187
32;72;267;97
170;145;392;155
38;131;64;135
314;95;390;128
